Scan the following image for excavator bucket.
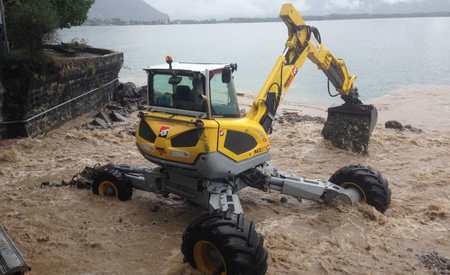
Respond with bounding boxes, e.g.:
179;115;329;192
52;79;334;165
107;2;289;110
322;103;378;154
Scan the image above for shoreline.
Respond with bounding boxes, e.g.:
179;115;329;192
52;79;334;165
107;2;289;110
84;12;450;27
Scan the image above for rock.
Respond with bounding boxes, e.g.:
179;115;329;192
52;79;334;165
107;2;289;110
418;252;450;275
127;83;139;97
40;181;50;188
385;120;404;130
106;102;124;111
425;204;447;220
127;128;136;137
84;123;96;130
90;117;110;129
110;111;127;122
280;112;325;124
115;82;138;99
137;86;148;98
36;235;50;243
404;124;423;133
96;111;112;125
129;103;138;112
81;81;148;131
261;198;276;204
385;121;423;133
87;242;102;249
112;82;148;113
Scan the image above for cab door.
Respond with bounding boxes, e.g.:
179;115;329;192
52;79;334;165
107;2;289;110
209;70;270;162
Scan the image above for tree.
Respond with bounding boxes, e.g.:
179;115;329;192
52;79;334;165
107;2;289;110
50;0;94;29
4;0;94;54
6;0;59;54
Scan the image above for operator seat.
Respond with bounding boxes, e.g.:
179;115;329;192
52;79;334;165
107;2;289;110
173;85;196;110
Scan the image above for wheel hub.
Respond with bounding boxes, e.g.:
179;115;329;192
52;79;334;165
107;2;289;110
98;181;118;198
342;181;366;203
193;240;227;275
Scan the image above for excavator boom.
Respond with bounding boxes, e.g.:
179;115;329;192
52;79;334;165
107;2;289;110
246;4;377;152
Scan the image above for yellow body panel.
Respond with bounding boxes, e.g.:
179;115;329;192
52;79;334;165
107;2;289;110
216;117;271;162
136;112;270;164
136;112;219;164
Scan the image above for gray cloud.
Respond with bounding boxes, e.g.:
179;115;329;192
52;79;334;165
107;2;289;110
145;0;450;19
145;0;308;19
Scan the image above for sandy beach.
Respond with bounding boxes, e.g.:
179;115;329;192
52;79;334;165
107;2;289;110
0;85;449;275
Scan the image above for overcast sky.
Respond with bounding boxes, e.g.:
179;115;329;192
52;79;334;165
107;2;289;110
145;0;450;19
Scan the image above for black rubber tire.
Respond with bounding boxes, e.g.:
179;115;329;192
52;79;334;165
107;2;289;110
92;168;133;201
329;165;391;213
182;213;268;275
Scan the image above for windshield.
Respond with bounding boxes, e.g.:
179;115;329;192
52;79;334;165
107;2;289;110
210;72;240;118
149;72;206;113
147;70;240;118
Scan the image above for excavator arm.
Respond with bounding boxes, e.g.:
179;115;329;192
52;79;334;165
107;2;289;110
247;3;374;139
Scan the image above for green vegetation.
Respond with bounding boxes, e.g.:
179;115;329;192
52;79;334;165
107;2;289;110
51;0;95;28
4;0;94;55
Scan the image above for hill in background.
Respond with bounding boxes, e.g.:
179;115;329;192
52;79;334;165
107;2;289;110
87;0;169;25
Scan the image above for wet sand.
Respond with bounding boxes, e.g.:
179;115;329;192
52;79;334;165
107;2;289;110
0;85;449;275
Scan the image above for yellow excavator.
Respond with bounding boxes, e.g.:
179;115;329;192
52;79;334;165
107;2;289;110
89;4;390;275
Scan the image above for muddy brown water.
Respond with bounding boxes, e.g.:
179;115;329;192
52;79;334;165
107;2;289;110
1;87;449;275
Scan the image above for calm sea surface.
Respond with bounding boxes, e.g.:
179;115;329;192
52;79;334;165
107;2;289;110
60;17;450;104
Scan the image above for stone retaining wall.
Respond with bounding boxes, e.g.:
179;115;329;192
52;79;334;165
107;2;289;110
0;47;123;138
0;81;5;138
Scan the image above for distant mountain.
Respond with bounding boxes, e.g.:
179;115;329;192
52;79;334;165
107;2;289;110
88;0;169;23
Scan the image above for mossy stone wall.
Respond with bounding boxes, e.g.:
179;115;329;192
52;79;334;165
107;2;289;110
0;48;123;138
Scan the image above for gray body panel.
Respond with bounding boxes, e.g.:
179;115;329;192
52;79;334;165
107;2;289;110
138;144;271;179
108;161;361;217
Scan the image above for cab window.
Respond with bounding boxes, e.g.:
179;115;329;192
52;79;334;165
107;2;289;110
210;72;240;118
150;73;206;112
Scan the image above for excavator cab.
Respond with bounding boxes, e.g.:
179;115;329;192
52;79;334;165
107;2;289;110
145;62;240;119
138;61;274;172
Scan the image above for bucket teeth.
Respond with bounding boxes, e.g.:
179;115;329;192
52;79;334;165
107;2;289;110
322;104;378;154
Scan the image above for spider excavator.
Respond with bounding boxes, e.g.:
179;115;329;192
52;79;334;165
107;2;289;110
88;4;391;275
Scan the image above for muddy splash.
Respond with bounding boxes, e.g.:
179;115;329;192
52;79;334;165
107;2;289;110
1;86;449;274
